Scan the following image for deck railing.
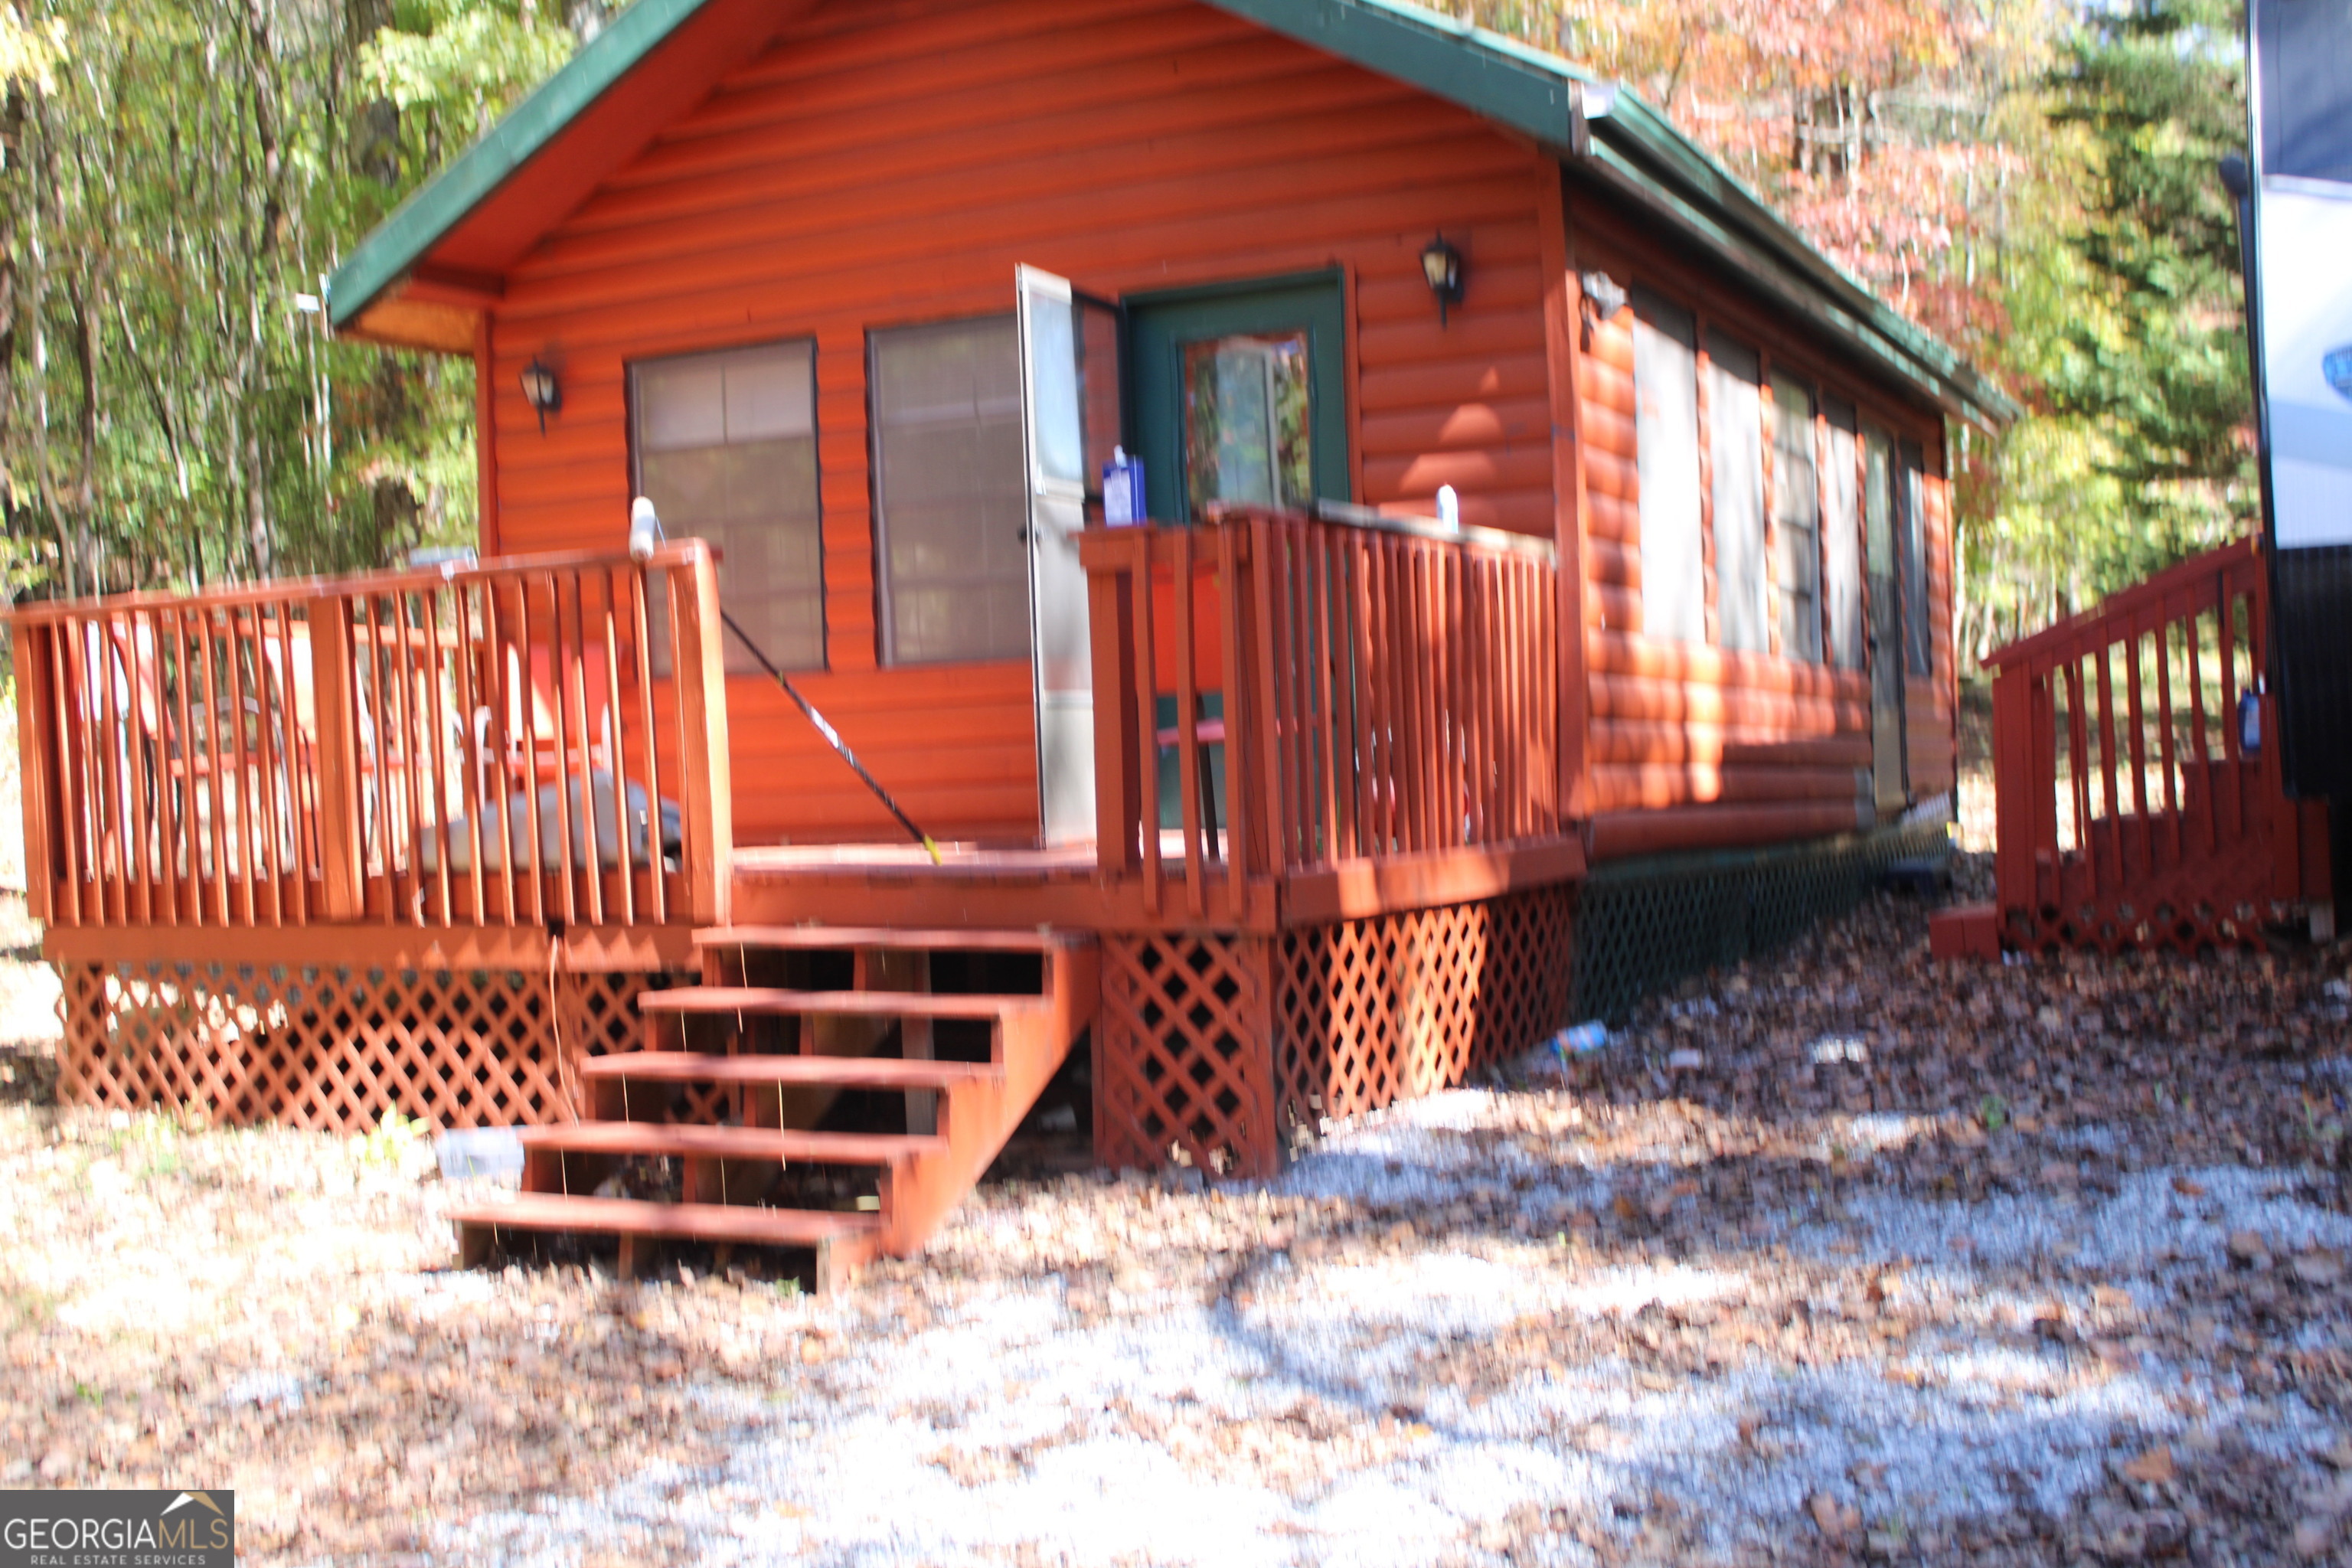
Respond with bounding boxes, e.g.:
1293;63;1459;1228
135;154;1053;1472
1983;536;2326;949
1082;506;1560;916
9;542;733;936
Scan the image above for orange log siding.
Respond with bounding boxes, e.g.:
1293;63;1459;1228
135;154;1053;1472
479;0;1560;845
1561;184;1958;852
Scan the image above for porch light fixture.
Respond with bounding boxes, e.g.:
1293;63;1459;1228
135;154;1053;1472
1579;270;1628;322
1577;269;1628;350
520;357;562;432
1421;233;1465;324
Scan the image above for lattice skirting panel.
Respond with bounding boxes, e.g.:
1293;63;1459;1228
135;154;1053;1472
1275;884;1576;1145
1095;884;1578;1178
1093;933;1282;1179
1570;819;1951;1026
57;962;682;1132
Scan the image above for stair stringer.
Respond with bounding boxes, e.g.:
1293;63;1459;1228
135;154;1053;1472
878;942;1097;1256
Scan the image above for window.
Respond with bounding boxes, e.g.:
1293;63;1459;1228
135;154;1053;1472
632;339;823;672
1707;332;1768;655
1900;439;1932;677
1632;289;1705;644
1821;398;1864;669
1181;332;1312;515
870;316;1029;666
1769;371;1822;663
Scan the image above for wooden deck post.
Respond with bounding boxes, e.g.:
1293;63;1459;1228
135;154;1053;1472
1086;534;1141;877
671;547;734;927
310;599;368;920
13;626;56;923
1989;665;2030;923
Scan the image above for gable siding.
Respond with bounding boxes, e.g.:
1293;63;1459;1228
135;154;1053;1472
482;0;1557;844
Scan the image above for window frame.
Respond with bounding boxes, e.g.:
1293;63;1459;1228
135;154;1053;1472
625;333;827;675
1769;368;1824;665
866;310;1032;671
1628;286;1707;645
1609;270;1938;687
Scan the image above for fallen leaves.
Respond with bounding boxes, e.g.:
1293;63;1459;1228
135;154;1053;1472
1808;1489;1862;1539
2;866;2349;1564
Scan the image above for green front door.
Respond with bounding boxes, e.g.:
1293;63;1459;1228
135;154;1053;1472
1126;272;1351;522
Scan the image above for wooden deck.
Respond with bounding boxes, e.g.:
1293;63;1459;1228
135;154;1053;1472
11;514;1587;1224
727;833;1583;935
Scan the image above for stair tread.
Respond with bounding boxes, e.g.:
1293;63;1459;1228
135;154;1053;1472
693;925;1086;952
519;1122;944;1164
584;1051;1000;1089
451;1194;880;1246
641;986;1046;1019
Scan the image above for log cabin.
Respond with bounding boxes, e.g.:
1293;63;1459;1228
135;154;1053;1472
7;0;2014;1283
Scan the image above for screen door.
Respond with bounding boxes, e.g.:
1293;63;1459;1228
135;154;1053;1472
1015;266;1122;846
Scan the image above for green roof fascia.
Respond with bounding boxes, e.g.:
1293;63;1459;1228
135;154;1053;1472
326;0;720;329
1590;90;2017;424
1578;136;2011;426
1207;0;1602;146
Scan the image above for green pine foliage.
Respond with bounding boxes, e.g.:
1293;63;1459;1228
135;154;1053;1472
2047;0;2255;543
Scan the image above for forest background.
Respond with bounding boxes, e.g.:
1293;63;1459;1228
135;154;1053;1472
0;0;2259;662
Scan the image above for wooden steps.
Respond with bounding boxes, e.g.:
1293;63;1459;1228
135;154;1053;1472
638;986;1047;1021
453;1194;884;1290
514;1121;947;1164
451;926;1098;1289
693;925;1073;952
581;1050;998;1090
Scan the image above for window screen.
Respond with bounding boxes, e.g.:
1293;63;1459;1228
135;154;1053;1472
632;339;823;673
1821;398;1864;670
1632;289;1705;644
1770;371;1822;663
1900;440;1932;677
1707;332;1768;655
871;316;1029;666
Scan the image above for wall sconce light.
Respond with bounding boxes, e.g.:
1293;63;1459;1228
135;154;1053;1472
520;357;562;433
1577;270;1628;348
1421;234;1465;325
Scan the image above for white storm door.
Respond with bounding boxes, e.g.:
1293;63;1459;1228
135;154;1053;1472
1015;265;1124;847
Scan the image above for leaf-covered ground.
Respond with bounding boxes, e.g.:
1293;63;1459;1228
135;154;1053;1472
2;869;2350;1566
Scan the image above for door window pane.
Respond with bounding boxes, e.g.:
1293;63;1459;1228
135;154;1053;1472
632;339;822;673
1632;289;1705;644
1821;398;1864;670
1707;332;1768;655
871;315;1029;666
1770;371;1822;663
1181;332;1312;518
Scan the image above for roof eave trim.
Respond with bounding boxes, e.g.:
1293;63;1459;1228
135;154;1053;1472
1206;0;2016;428
1581;116;2020;428
1573;143;2007;428
1205;0;1599;148
326;0;717;330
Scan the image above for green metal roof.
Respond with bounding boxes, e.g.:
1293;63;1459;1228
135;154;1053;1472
327;0;2016;427
327;0;717;331
1213;0;2014;426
